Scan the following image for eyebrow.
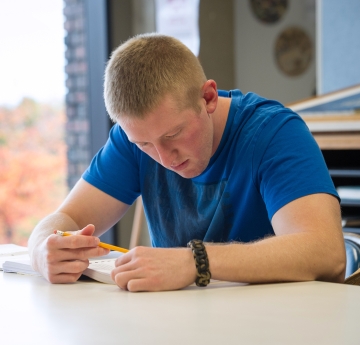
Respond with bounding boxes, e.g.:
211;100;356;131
128;124;184;144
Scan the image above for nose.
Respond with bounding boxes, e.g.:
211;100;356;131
154;142;175;168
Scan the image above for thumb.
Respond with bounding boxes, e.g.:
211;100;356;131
77;224;96;236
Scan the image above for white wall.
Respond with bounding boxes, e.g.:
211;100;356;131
234;0;316;104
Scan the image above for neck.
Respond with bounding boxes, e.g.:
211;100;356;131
211;96;231;155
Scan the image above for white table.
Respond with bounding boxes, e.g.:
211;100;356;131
1;272;360;345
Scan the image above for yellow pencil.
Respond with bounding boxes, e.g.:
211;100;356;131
54;230;129;253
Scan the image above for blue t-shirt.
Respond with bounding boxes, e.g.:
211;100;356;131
83;90;338;247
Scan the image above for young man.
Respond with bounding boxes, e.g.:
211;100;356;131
29;33;346;291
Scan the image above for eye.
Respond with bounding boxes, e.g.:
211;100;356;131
165;130;181;139
136;142;148;149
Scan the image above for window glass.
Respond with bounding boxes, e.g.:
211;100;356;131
0;0;67;245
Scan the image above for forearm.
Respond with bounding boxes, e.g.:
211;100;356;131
206;232;346;284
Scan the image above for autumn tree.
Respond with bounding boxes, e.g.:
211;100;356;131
0;98;67;245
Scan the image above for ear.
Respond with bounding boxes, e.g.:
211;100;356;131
201;80;218;114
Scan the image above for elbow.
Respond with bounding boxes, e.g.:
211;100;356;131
330;252;346;283
318;243;346;284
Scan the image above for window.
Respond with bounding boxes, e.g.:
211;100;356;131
0;0;67;245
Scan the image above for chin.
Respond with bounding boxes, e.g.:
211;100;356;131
175;167;205;179
177;172;197;179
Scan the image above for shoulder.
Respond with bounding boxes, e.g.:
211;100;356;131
225;89;298;127
226;90;303;145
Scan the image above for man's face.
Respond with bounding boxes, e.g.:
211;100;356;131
118;94;215;178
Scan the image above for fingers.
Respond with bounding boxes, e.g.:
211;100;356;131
42;258;89;284
112;250;148;291
112;268;162;292
49;259;89;276
111;253;136;288
78;224;96;236
44;248;108;284
116;277;152;292
113;248;146;278
48;232;100;250
111;270;139;290
115;251;133;266
111;247;197;292
39;224;110;284
47;246;109;263
61;224;95;237
127;278;148;292
49;223;109;260
111;266;154;292
47;273;82;284
47;262;89;284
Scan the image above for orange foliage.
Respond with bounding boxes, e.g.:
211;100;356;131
0;98;68;245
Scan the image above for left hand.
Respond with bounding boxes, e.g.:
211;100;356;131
111;246;197;292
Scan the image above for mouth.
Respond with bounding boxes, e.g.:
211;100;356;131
170;159;189;172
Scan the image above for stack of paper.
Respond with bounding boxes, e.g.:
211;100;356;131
0;244;29;270
2;248;122;283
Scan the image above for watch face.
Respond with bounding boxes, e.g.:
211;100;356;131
250;0;288;24
275;27;313;77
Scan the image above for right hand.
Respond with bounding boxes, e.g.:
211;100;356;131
31;224;109;283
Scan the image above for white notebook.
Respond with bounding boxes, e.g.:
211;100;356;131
0;244;29;270
2;250;122;284
82;251;122;284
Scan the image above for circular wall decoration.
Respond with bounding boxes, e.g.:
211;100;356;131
250;0;288;24
274;27;313;77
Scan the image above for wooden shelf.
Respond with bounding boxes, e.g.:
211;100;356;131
311;132;360;149
288;85;360;217
301;116;360;150
287;84;360;150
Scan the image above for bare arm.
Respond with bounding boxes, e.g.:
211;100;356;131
28;178;130;283
206;193;346;283
112;193;346;291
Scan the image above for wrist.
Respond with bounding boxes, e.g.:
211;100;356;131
187;239;211;287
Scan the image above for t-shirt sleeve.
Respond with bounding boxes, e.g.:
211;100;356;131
252;112;339;220
82;124;141;205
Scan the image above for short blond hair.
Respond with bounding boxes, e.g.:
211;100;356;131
104;33;207;121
